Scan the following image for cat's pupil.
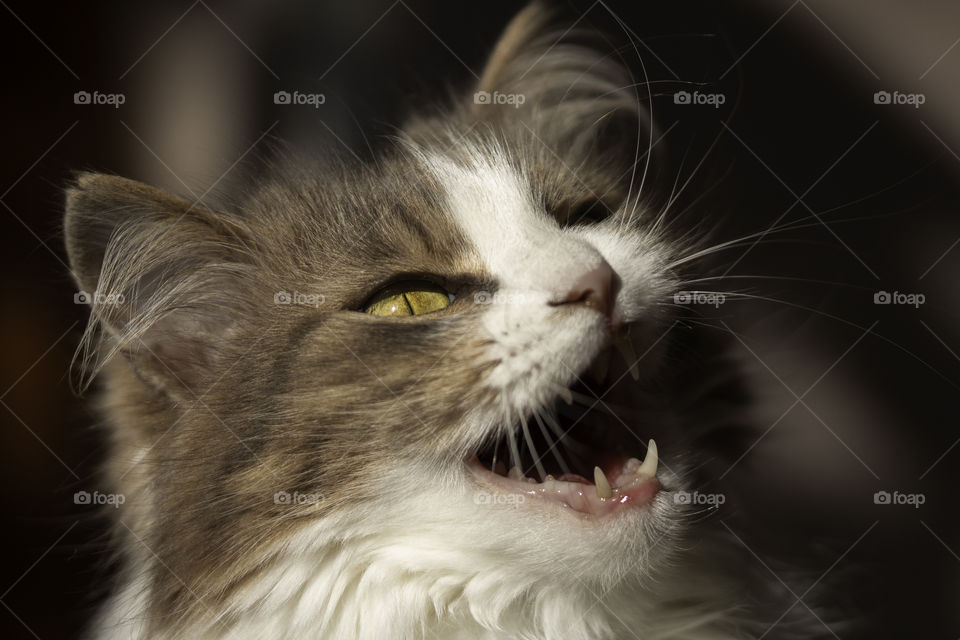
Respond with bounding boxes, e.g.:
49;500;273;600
362;279;452;317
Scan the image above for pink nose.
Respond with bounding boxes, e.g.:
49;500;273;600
551;259;618;322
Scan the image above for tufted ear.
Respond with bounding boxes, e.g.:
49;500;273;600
466;2;653;172
64;173;261;396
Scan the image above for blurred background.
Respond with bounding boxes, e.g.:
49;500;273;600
1;0;957;637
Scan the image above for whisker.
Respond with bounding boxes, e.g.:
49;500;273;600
657;159;736;236
666;181;930;273
677;274;872;291
599;5;655;231
566;390;636;417
665;227;849;271
507;414;522;474
520;413;546;481
534;411;572;476
652;116;729;232
542;409;592;457
645;137;695;236
680;293;960;392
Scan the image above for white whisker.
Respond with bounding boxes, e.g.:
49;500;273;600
541;409;591;457
533;411;572;476
520;413;546;481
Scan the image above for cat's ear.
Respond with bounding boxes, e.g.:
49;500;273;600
64;173;259;397
466;2;650;169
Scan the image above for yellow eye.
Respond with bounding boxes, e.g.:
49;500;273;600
363;280;452;317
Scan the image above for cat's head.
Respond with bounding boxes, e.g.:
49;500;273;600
66;4;749;637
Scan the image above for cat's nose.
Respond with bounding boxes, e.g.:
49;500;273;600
552;259;619;325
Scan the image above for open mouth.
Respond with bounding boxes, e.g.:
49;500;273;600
469;337;661;517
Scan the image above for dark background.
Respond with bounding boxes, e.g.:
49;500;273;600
1;1;958;637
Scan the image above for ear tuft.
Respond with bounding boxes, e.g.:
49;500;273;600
64;173;260;395
473;2;555;101
65;173;205;294
468;2;650;159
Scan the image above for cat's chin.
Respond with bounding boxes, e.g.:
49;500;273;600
467;455;660;518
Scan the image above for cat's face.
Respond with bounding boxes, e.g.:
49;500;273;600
66;5;737;637
256;137;684;580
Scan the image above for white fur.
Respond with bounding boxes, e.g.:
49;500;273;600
420;145;675;426
103;464;759;639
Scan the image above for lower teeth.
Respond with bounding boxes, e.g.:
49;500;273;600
494;438;660;500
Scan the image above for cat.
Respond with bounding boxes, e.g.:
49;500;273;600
65;3;832;639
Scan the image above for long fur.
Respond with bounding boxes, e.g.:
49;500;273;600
66;4;832;639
